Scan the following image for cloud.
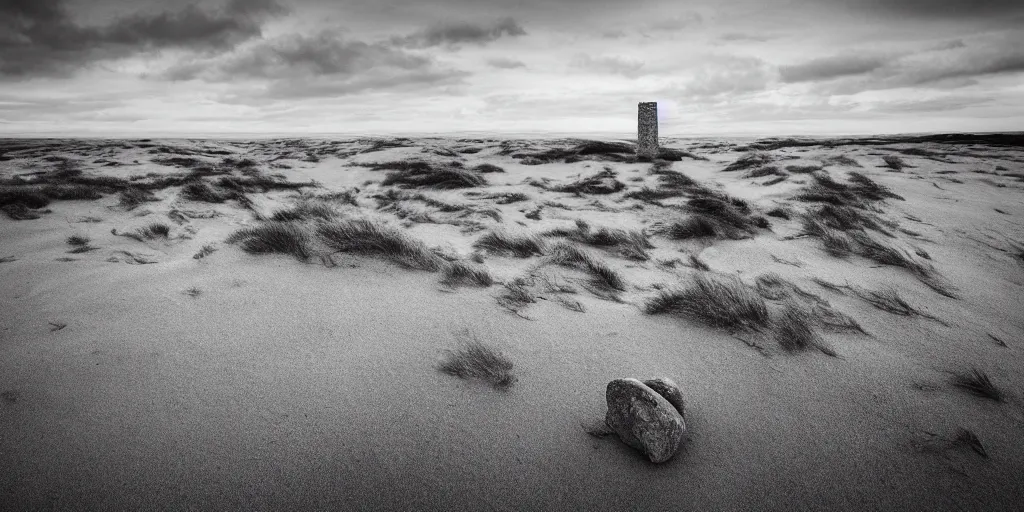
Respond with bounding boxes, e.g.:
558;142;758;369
845;0;1024;19
779;54;890;83
569;54;645;77
788;36;1024;93
0;0;283;79
674;56;774;98
160;29;469;100
644;12;703;32
720;33;775;43
391;17;526;49
487;57;526;69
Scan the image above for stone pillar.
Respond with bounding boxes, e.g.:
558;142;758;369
637;102;659;159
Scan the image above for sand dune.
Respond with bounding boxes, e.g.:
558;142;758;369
2;134;1023;510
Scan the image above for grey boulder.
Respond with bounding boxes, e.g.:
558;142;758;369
605;378;686;463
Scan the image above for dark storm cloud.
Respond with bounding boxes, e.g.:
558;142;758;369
0;0;282;79
161;29;469;100
391;18;527;49
779;55;889;83
847;0;1024;18
487;58;526;69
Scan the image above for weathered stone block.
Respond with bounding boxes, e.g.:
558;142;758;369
637;102;659;158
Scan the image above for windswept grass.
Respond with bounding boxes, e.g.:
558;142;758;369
440;260;495;287
822;155;861;167
542;219;653;261
645;273;770;330
623;186;685;202
180;181;229;203
755;272;789;300
882;155;908;171
547;169;625;195
115;222;171;242
66;235;90;246
472;231;546;257
664;214;743;240
118;187;158;210
438;333;516;390
951;368;1003;402
773;302;833;355
269;201;339;222
723;152;772;172
744;166;786;178
381;163;487;189
496;278;537;316
473;163;505;173
548;241;627;291
226;222;311;261
316;218;443;270
785;165;822;174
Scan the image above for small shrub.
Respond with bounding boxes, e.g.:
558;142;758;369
882;155;907;171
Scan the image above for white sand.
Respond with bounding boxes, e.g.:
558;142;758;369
1;136;1023;510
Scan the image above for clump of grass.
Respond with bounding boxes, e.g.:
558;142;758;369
723;152;772;172
773;302;831;355
180;181;229;203
663;214;743;240
269;201;339;221
785;165;822;174
480;192;529;204
193;244;216;259
954;428;988;458
821;155;861;167
644;273;770;330
66;235;90;247
316;218;443;271
542;220;653;261
472;231;546;257
440;260;494;287
847;172;903;201
226;222;311;261
438;333;516;390
548;169;625;195
118;187;158;210
688;254;710;271
2;203;43;220
755;272;789;300
0;187;51;209
183;286;202;298
547;241;626;291
41;184;104;200
473;163;505;173
763;176;788;186
115;222;171;242
686;196;753;231
381;163;487;189
766;207;791;219
951;368;1003;402
882;155;908;171
496;278;537;316
745;166;786;178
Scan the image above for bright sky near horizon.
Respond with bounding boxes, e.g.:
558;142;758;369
1;0;1022;137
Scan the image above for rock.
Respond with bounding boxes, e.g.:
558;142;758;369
643;377;686;419
605;378;686;463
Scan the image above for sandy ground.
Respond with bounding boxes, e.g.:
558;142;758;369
2;135;1024;510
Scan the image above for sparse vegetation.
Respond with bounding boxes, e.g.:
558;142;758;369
193;244;216;259
269;201;339;221
542;220;653;261
226;222;311;261
472;231;546;257
547;169;625;195
547;241;627;292
723;152;772;172
114;222;171;242
773;302;833;355
785;165;822;174
440;260;494;287
645;273;770;330
438;333;516;390
118;187;158;210
380;162;487;189
180;181;229;203
951;368;1003;402
66;235;90;246
316;218;443;270
882;155;908;171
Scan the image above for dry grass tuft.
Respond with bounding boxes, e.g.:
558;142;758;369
951;368;1003;402
548;241;627;291
226;222;311;261
438;333;516;390
316;218;443;270
472;231;546;257
645;273;770;330
440;260;495;287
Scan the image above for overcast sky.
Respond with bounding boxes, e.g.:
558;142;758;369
1;0;1022;137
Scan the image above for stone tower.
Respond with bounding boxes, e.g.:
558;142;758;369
637;102;659;159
